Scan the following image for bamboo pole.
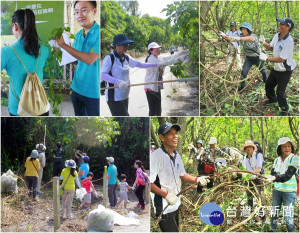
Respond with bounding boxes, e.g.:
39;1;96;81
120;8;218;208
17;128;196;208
103;166;108;208
53;177;60;231
100;77;199;90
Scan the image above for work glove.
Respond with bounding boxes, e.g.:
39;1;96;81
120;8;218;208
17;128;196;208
118;80;129;90
164;192;179;205
216;162;222;168
187;143;195;150
230;37;241;42
219;31;227;37
132;184;137;190
249;175;257;180
259;35;266;44
94;191;98;198
259;53;268;61
197;176;210;186
266;175;276;182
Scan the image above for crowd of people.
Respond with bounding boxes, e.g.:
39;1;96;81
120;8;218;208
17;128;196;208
150;122;299;232
23;142;149;220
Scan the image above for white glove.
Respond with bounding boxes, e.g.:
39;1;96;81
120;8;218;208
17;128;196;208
132;184;136;190
187;143;194;150
164;192;179;205
266;175;276;182
219;31;226;37
250;175;257;180
230;37;241;42
217;162;222;168
94;191;98;197
118;80;129;90
259;53;268;61
197;176;210;186
259;35;266;44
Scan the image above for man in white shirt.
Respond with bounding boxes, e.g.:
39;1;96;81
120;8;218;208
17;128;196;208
259;17;296;116
150;122;210;232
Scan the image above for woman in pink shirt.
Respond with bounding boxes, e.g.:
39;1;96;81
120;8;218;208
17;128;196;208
133;160;147;210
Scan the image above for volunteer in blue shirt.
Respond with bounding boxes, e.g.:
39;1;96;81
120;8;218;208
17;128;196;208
101;34;158;116
106;157;118;208
259;18;296;116
1;9;49;116
55;1;100;116
79;156;90;182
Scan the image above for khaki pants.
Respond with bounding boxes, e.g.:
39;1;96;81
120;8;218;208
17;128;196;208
37;168;43;192
61;189;75;218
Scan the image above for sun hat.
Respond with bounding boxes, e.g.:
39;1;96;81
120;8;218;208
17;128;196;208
240;22;252;33
209;137;217;145
65;159;76;168
241;140;257;152
30;150;39;158
113;34;134;45
106;157;114;163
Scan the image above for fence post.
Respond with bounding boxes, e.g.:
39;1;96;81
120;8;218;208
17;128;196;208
145;170;150;204
53;177;60;231
103;166;108;208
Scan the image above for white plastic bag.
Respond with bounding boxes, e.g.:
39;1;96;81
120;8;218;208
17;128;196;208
76;188;87;201
128;211;138;219
87;205;114;232
1;169;18;193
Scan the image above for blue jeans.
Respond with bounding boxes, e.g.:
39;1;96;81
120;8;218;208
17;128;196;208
271;189;297;232
241;56;268;88
71;90;99;116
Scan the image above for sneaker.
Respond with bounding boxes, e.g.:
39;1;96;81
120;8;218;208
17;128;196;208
87;208;91;212
36;191;43;195
137;203;141;207
79;205;84;210
67;215;72;219
33;197;39;202
140;206;145;210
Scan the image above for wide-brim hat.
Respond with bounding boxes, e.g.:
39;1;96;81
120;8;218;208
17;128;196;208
113;34;134;45
65;159;76;168
277;137;295;150
148;42;163;51
276;17;294;30
197;139;203;145
240;22;252;33
158;122;181;135
30;150;39;158
241;140;257;152
36;143;46;151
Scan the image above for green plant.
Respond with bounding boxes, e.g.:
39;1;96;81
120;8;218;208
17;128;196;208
170;61;190;79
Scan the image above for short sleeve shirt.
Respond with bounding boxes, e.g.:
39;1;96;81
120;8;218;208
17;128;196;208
101;52;140;101
150;146;186;215
71;21;100;98
79;163;90;179
61;167;78;190
24;157;40;177
119;181;128;193
107;164;118;185
82;178;92;193
1;38;49;115
270;33;296;71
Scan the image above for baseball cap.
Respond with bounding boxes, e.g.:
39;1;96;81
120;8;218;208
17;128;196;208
148;42;163;51
158;122;181;135
106;157;114;163
276;17;294;30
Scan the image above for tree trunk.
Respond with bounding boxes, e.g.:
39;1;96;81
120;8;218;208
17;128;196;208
286;1;290;18
275;2;279;19
250;118;254;141
151;122;160;148
288;117;299;153
261;118;266;157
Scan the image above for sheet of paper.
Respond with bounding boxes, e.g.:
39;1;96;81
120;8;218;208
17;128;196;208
48;32;77;66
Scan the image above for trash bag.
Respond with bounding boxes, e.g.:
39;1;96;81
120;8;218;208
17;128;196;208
76;188;87;201
87;205;114;232
1;169;18;193
128;211;138;219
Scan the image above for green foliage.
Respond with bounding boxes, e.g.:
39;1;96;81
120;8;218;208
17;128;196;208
170;61;190;79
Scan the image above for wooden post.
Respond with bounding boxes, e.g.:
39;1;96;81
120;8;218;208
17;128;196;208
145;170;150;204
53;177;60;231
103;166;108;207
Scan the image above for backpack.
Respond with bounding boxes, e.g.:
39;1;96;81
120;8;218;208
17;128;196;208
53;149;64;163
10;46;50;116
100;53;129;95
137;170;150;186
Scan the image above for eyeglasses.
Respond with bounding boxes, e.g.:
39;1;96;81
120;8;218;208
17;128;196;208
74;8;93;16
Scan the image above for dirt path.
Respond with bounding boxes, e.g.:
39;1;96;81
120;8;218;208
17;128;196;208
100;52;199;116
1;185;150;232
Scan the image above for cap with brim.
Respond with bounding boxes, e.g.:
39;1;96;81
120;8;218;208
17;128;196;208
158;122;181;135
113;34;134;45
276;17;294;30
209;137;217;145
106;157;114;163
230;22;237;27
148;42;163;51
241;140;257;152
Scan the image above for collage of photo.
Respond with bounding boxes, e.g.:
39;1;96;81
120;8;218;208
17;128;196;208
0;0;299;232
